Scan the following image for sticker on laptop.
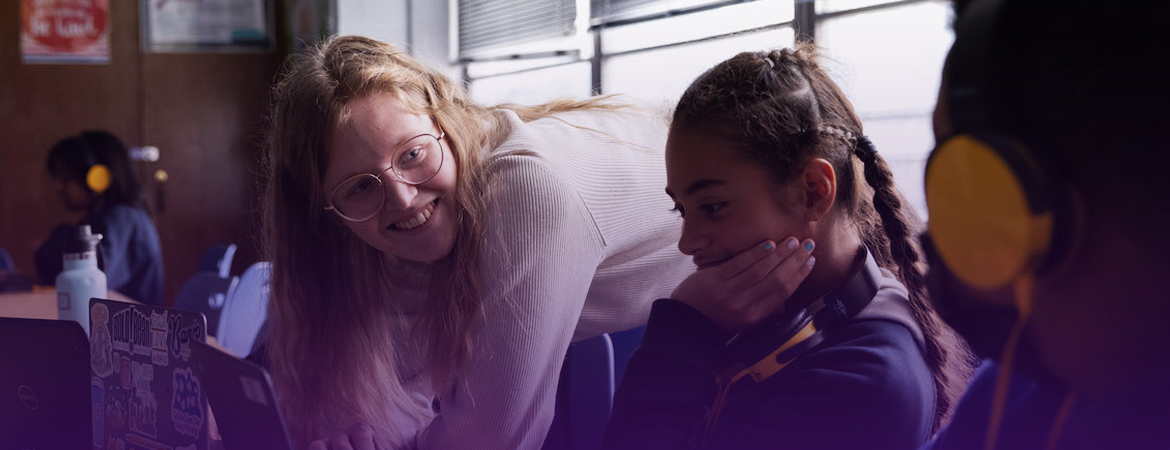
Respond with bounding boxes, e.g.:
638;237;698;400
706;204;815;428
106;385;129;432
120;356;132;389
130;361;158;438
168;314;204;363
170;367;204;438
240;375;270;406
111;306;151;358
150;312;169;367
91;303;114;377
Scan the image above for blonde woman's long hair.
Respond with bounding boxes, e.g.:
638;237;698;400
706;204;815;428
263;35;620;446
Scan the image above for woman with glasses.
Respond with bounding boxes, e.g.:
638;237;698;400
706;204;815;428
261;35;692;449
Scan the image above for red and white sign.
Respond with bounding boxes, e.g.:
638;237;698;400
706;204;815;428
21;0;110;64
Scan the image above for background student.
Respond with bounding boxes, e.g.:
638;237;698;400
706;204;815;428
34;130;164;305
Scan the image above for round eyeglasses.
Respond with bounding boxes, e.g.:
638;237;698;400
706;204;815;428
325;131;446;222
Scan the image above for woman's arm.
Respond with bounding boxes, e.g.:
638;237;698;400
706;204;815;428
416;155;606;450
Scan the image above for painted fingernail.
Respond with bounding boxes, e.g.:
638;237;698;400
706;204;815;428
807;256;816;267
764;241;775;251
786;238;798;250
804;241;815;253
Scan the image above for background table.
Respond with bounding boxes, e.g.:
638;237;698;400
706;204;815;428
0;289;138;319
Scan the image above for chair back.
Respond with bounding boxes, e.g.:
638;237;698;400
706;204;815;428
609;326;646;386
173;272;238;336
197;243;237;278
217;261;272;356
541;333;616;450
0;247;14;271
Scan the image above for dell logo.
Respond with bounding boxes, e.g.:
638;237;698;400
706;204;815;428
17;385;38;410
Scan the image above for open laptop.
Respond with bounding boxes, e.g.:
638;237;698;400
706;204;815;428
189;339;295;450
89;298;209;450
0;317;91;450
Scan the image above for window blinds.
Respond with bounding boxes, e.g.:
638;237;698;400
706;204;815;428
457;0;578;58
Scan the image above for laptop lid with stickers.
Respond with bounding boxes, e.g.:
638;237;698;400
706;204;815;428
188;339;294;450
0;317;91;450
89;298;209;450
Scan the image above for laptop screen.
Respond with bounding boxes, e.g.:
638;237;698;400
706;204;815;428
89;298;209;450
0;317;91;449
189;339;295;450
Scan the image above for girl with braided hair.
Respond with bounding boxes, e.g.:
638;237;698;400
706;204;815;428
603;45;973;450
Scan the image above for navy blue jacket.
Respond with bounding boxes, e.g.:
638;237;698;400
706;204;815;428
36;203;165;306
603;296;935;450
923;359;1170;450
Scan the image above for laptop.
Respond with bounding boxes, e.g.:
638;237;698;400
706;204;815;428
0;317;91;450
189;339;295;450
89;298;210;450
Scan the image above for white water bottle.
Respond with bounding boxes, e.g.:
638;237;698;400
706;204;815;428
56;225;107;336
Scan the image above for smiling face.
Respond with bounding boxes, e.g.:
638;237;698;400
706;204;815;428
322;91;459;263
665;126;809;269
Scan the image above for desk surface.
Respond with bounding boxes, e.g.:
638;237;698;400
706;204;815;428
0;290;137;319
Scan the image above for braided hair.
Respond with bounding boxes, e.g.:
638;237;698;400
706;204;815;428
672;45;974;431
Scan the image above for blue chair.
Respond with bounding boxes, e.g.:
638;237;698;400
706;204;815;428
542;334;616;450
197;243;237;278
0;247;14;271
609;326;646;386
217;261;271;357
173;272;239;336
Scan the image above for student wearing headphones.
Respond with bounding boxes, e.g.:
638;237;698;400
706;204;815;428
920;0;1170;449
602;46;973;450
34;130;164;306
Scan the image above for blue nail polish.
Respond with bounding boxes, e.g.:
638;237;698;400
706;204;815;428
764;242;774;251
804;242;815;253
787;239;798;250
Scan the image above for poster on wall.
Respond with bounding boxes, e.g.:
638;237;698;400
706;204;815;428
141;0;273;53
21;0;111;64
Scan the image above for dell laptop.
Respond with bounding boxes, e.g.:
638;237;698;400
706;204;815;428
0;317;91;450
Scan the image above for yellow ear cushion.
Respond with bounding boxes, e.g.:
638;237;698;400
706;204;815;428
86;164;111;194
926;136;1052;289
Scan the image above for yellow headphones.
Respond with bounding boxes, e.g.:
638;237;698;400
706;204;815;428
924;0;1068;292
925;1;1078;448
702;249;881;444
78;135;111;194
86;164;111;194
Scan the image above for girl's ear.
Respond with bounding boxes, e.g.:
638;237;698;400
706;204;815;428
800;158;837;221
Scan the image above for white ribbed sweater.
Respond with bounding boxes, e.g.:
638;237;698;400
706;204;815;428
390;106;695;449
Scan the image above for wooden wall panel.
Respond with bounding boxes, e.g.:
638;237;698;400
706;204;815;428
141;53;276;303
